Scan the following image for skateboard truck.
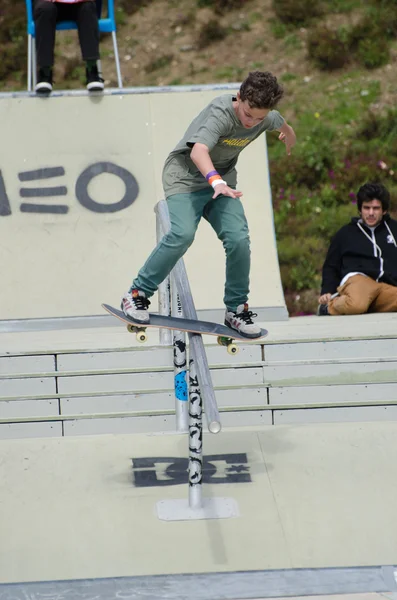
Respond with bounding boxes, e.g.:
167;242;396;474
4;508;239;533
127;324;238;354
216;336;238;355
126;324;148;343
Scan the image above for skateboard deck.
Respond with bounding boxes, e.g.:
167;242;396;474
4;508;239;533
102;303;268;353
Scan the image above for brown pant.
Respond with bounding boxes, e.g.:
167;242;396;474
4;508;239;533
329;274;397;315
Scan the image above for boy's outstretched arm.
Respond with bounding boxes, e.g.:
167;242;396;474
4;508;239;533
190;143;243;199
277;121;296;155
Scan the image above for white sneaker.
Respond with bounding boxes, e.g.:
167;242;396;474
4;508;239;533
224;303;261;338
121;289;150;323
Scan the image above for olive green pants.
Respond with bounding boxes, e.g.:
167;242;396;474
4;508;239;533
132;188;251;311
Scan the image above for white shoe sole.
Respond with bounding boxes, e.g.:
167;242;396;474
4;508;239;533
87;82;104;92
35;82;52;94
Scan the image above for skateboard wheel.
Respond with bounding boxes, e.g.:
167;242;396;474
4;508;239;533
227;343;238;355
126;324;136;334
136;330;147;343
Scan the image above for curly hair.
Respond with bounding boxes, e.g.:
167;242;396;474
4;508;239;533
356;182;390;212
239;71;284;109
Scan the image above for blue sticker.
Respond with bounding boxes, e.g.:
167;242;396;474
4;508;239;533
174;370;188;401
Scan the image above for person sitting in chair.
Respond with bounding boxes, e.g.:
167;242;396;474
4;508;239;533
33;0;104;94
318;182;397;316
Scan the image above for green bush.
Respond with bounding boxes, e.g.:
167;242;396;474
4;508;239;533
322;0;362;12
349;16;390;68
278;233;322;290
306;10;392;71
272;0;323;25
369;4;397;39
326;156;385;196
355;109;397;157
356;37;390;69
368;0;397;8
145;54;174;73
0;1;26;82
283;289;319;316
197;0;249;12
116;0;154;15
307;25;350;70
271;156;324;194
197;21;228;48
299;122;336;174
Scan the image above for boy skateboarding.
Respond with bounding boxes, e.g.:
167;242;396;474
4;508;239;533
122;71;296;338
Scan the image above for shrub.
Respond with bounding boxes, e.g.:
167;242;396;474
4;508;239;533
279;246;321;291
145;54;174;73
322;0;362;12
270;156;325;194
197;0;249;12
299;122;336;175
356;109;397;154
356;37;390;69
322;155;394;201
197;21;228;48
283;289;319;317
0;1;26;81
270;122;337;195
117;0;154;15
349;16;390;68
369;4;397;39
307;25;350;70
272;0;323;25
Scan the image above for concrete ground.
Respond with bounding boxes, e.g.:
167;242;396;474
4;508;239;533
0;421;396;588
1;314;397;597
263;596;397;600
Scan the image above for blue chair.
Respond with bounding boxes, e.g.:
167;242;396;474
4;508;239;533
25;0;123;90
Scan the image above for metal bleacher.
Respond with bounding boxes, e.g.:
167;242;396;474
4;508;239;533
1;312;397;438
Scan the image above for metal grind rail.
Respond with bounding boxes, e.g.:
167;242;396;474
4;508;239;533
155;201;238;520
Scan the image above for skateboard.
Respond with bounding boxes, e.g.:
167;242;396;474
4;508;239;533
102;304;268;355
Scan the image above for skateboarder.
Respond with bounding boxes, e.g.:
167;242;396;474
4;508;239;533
122;71;296;337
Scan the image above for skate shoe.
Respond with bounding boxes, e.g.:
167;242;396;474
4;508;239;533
121;289;150;323
35;68;53;94
86;64;104;92
224;303;261;338
317;303;330;316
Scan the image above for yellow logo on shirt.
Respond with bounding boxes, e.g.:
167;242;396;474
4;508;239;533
222;138;251;147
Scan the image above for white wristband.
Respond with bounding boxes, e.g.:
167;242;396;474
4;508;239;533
211;179;227;189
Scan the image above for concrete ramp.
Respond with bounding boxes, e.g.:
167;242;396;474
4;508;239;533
1;422;396;593
0;87;287;322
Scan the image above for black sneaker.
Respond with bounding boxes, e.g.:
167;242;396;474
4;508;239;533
35;68;53;94
86;65;104;92
317;303;330;316
224;303;262;338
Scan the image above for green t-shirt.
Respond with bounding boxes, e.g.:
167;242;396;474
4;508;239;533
162;94;284;197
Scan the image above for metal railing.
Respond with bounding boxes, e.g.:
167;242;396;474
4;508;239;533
155;200;221;510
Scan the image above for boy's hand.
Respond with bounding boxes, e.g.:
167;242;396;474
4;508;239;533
212;183;243;199
319;293;332;304
278;128;296;155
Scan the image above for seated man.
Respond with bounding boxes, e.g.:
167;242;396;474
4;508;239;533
318;182;397;316
33;0;104;94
